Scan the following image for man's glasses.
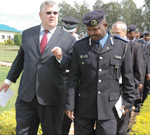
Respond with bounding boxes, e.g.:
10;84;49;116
46;11;58;15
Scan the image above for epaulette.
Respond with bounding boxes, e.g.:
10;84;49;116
76;35;89;42
114;35;129;42
138;39;147;44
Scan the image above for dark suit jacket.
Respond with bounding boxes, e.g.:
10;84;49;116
7;25;76;105
129;41;144;99
65;35;134;120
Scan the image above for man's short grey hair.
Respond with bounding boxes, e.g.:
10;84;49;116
112;21;127;32
40;1;59;12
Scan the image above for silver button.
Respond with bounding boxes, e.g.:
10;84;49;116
99;57;103;60
98;80;101;83
82;62;84;64
78;94;80;96
98;91;101;94
99;69;102;72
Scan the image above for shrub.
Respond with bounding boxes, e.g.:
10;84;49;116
0;108;43;135
14;33;22;47
130;95;150;135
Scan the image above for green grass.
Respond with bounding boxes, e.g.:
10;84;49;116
0;44;19;62
0;66;20;114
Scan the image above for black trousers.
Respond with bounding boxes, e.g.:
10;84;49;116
117;111;131;135
15;96;64;135
62;113;72;135
143;80;150;102
74;116;117;135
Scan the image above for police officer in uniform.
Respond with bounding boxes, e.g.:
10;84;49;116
61;16;80;40
142;32;150;102
127;25;145;112
65;9;134;135
61;16;80;135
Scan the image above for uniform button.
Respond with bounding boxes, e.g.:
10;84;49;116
99;57;102;59
99;69;102;72
82;62;84;64
98;80;101;83
78;94;80;96
98;91;101;94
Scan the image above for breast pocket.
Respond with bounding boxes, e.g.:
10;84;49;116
78;58;91;79
109;59;122;80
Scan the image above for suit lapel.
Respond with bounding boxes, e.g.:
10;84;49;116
100;37;113;54
88;39;100;54
33;25;41;54
44;27;61;53
88;36;114;55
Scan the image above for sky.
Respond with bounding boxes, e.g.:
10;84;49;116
0;0;145;31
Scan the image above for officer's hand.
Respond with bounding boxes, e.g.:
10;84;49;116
51;47;62;60
65;110;75;120
146;74;150;81
139;84;143;90
120;105;129;115
0;82;10;92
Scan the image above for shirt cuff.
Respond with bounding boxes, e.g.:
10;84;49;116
56;56;63;63
4;79;12;85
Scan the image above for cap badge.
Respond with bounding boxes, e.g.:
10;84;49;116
67;24;70;27
91;19;97;26
127;28;130;32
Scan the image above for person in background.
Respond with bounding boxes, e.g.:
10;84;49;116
135;28;141;40
61;16;80;135
112;21;144;135
61;16;80;40
65;9;134;135
127;25;150;112
0;1;76;134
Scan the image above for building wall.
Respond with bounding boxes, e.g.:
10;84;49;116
0;31;19;42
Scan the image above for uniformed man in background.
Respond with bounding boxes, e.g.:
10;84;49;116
61;16;80;40
112;21;144;135
127;25;145;112
65;9;134;135
61;16;80;135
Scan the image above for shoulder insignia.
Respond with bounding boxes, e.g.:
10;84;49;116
114;35;129;42
109;36;114;46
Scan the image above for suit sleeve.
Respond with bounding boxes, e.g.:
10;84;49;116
121;44;135;110
65;44;80;111
6;33;24;83
133;45;144;85
59;37;76;69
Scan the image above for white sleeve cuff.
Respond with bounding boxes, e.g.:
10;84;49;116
4;79;12;85
56;56;63;63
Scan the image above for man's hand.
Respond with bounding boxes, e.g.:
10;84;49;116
120;105;129;115
51;47;62;60
146;74;150;81
139;84;143;90
65;110;75;121
0;82;10;92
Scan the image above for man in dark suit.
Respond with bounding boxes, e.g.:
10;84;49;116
112;21;144;135
65;9;135;135
0;1;76;135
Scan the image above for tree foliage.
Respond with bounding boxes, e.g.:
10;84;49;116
58;0;149;37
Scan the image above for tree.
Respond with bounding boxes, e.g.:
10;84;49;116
121;0;143;27
58;0;90;37
142;0;150;31
100;1;122;29
93;0;104;10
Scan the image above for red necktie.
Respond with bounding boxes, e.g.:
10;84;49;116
40;30;49;55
